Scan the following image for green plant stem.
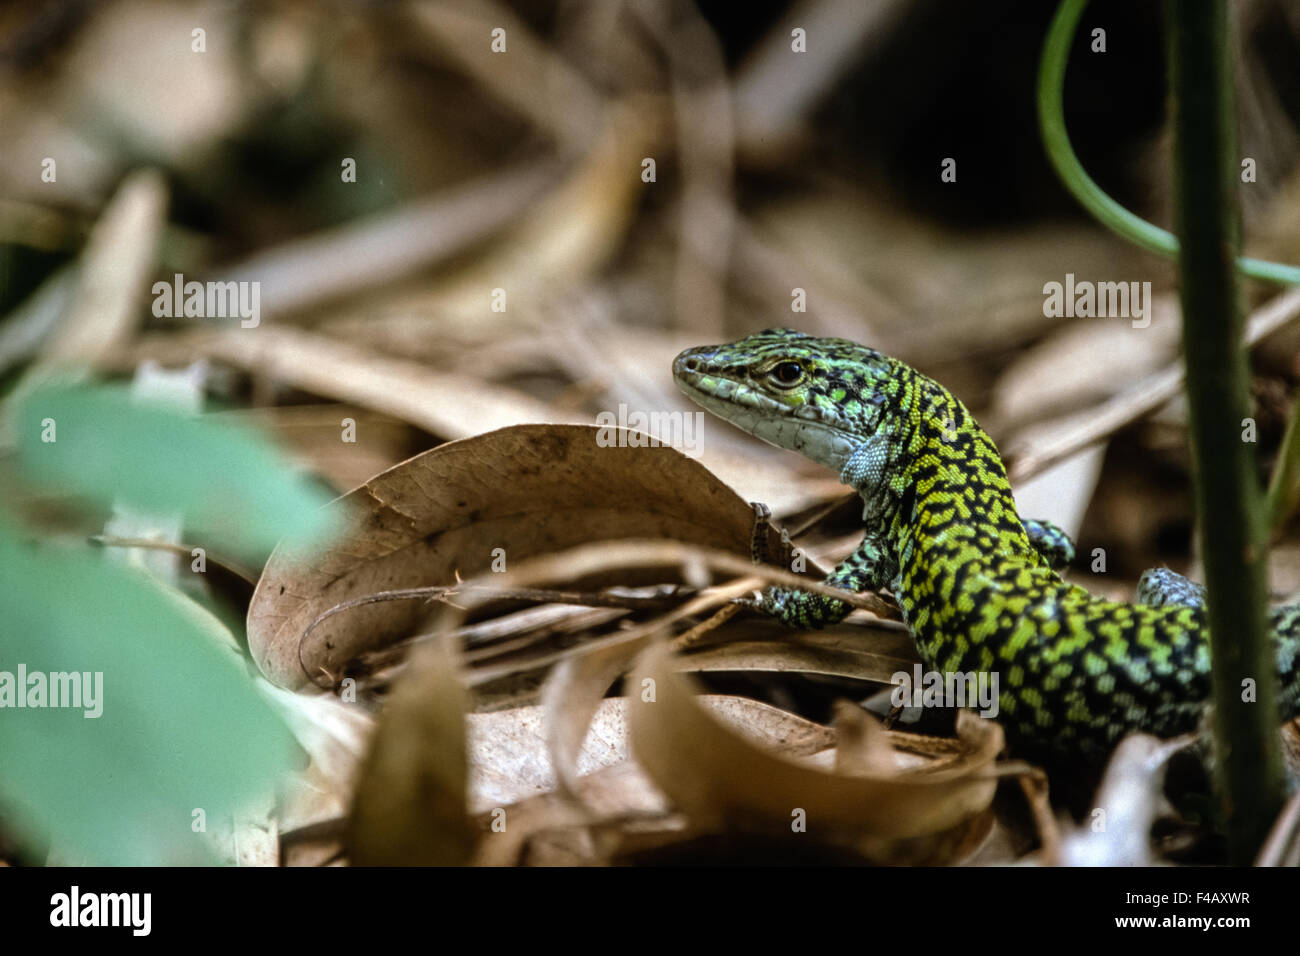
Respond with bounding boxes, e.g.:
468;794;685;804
1267;395;1300;536
1038;0;1300;286
1166;0;1284;863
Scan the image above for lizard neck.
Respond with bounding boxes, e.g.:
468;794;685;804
851;369;1041;594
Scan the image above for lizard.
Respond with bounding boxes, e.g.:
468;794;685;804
672;328;1300;760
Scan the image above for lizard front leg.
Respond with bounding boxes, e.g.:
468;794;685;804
750;512;1071;627
757;531;896;629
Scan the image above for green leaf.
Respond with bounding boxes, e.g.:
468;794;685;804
0;522;298;864
11;382;338;559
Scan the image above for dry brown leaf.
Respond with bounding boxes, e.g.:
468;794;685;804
1005;284;1300;483
700;694;840;757
678;617;918;683
539;583;835;809
1056;733;1190;867
1006;430;1106;543
991;305;1181;434
834;699;908;775
437;545;890;690
626;641;1002;858
748;192;1160;360
539;320;838;515
478;691;838;830
345;635;475;866
543;640;644;801
470;791;595;866
0;3;236;208
408;0;606;151
15;168;167;390
215;160;562;323
320;97;661;344
62;1;247;165
0;266;75;376
471;695;843;866
468;698;630;814
248;424;798;689
123;325;565;441
734;0;911;160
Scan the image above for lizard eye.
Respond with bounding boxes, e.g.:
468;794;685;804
769;362;805;387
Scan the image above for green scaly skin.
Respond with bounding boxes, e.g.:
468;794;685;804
673;328;1300;759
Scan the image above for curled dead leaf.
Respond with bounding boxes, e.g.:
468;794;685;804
248;424;804;689
345;636;474;866
677;618;918;684
625;641;1003;860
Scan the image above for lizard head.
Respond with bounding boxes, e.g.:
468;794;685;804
672;328;896;473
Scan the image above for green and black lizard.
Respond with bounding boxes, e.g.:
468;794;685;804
673;328;1300;759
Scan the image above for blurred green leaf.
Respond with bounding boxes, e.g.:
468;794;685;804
11;382;338;559
0;521;298;864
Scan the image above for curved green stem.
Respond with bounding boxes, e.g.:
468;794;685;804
1037;0;1300;286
